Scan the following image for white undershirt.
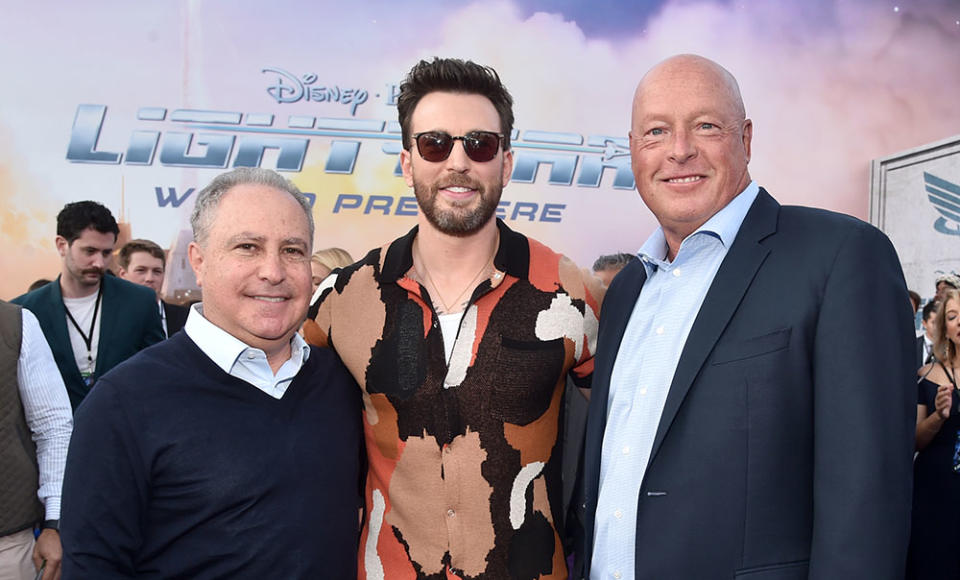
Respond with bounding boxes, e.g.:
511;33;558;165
62;291;101;380
438;312;463;363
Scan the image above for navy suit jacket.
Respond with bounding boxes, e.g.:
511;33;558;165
580;190;916;579
13;274;164;409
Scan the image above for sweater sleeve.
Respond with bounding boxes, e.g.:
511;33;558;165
61;377;149;578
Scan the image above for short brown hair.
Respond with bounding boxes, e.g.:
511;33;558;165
397;58;514;152
117;239;166;271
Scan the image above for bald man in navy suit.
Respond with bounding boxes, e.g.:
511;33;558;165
579;55;915;579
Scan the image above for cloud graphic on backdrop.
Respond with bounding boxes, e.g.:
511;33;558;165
426;0;960;220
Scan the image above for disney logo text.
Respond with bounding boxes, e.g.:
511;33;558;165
263;67;368;116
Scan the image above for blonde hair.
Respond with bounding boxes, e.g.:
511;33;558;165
935;287;960;365
311;247;354;271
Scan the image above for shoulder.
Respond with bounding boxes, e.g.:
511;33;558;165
11;282;53;309
100;333;193;385
778;205;889;245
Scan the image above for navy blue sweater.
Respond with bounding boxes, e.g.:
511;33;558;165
62;331;362;579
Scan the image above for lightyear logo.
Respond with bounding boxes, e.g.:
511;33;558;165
66;104;636;190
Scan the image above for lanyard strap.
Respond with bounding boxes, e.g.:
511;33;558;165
64;283;103;361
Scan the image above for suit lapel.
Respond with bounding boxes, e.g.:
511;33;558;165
95;276;118;375
45;277;76;372
648;190;780;464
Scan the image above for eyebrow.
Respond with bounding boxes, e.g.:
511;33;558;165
225;234;308;248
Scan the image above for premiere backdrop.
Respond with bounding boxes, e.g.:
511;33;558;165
2;0;959;300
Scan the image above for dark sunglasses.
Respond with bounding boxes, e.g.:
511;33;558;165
413;131;504;163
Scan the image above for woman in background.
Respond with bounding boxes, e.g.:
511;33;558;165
310;247;354;293
909;288;960;578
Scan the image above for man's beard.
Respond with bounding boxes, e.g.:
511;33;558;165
413;176;502;237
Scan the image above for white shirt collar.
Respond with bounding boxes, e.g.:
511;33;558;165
183;303;310;375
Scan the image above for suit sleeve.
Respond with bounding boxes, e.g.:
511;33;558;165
809;224;914;578
61;378;148;578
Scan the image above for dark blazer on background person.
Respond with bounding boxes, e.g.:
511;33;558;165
13;274;164;409
579;189;916;579
162;300;190;337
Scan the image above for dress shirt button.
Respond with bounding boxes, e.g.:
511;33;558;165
613;571;622;579
246;351;256;359
656;326;664;335
447;509;455;518
673;268;681;277
622;445;630;455
614;509;623;519
639;387;648;396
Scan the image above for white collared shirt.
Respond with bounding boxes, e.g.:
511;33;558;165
183;304;310;399
18;308;73;519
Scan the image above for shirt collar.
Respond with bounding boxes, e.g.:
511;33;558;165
380;218;530;283
183;303;310;375
638;180;760;264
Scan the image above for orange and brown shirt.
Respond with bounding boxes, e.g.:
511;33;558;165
305;220;603;580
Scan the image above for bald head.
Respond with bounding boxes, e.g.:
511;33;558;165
635;54;746;123
629;54;753;258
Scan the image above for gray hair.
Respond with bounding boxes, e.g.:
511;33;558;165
592;252;637;273
190;167;314;247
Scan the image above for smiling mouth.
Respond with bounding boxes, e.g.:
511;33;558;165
442;186;476;193
253;296;287;303
665;176;703;184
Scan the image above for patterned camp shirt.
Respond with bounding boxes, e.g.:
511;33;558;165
304;219;604;580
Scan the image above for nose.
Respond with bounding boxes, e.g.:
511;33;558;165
445;139;471;173
91;253;107;270
668;129;697;164
258;251;286;284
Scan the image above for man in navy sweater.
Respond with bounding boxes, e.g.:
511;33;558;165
61;168;362;578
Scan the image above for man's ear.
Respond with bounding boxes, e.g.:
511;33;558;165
400;148;415;188
501;149;514;187
187;242;205;288
741;119;753;163
55;235;69;257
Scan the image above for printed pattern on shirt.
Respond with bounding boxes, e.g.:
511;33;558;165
305;221;603;580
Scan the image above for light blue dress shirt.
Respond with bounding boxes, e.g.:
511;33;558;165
591;182;759;580
183;304;310;399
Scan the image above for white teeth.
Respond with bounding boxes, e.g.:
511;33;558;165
254;296;285;303
445;186;472;193
668;176;702;183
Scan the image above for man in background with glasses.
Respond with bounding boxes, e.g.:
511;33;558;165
305;57;603;579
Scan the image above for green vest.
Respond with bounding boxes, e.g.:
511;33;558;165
0;300;44;536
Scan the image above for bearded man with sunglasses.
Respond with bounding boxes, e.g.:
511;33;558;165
305;58;603;579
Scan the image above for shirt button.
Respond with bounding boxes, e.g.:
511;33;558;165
622;445;630;455
614;509;623;519
613;571;622;579
639;387;648;396
246;352;256;359
447;509;455;518
656;326;664;335
673;268;681;277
